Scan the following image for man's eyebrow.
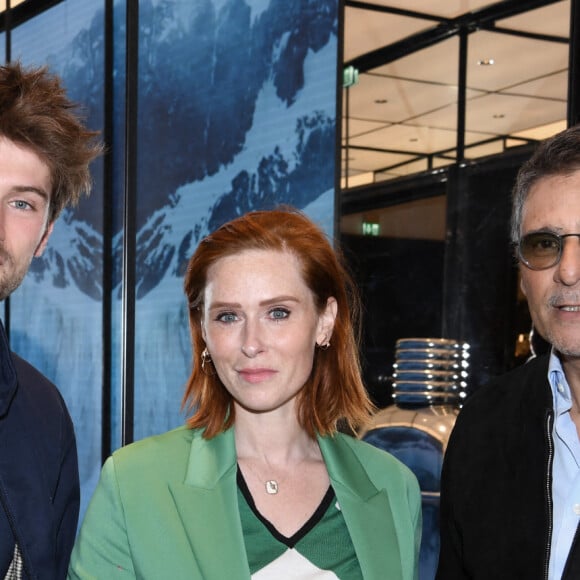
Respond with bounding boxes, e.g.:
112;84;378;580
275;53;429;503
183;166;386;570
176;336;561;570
11;185;50;201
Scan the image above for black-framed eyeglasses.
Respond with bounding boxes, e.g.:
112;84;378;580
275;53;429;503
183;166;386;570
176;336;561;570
517;232;580;270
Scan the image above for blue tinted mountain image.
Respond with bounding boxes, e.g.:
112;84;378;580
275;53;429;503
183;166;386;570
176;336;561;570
33;0;338;300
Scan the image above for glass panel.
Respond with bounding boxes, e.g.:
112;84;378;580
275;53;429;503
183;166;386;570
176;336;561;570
343;35;460;187
465;3;569;158
9;0;105;519
342;0;571;184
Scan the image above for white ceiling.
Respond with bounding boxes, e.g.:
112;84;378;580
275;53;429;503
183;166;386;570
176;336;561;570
342;0;570;187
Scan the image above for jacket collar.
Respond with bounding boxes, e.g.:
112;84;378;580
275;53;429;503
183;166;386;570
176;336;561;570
167;428;251;579
0;320;17;418
319;433;405;580
168;428;406;580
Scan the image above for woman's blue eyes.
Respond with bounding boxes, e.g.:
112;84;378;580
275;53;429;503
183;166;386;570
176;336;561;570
215;308;290;323
270;307;290;320
216;312;237;323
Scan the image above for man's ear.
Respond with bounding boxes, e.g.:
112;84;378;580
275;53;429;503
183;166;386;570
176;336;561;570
34;221;54;258
520;273;528;298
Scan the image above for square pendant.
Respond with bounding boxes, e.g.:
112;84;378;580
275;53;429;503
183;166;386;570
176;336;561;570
265;480;278;494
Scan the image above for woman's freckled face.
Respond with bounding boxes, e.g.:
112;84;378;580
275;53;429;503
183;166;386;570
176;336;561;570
201;249;335;416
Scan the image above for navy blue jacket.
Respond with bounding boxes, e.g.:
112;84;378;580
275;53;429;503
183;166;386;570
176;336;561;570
0;321;79;579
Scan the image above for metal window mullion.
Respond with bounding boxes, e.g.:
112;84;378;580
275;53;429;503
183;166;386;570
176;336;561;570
121;0;138;447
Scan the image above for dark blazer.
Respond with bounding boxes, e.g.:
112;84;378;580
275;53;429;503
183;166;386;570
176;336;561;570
69;426;421;579
0;320;80;579
436;354;580;579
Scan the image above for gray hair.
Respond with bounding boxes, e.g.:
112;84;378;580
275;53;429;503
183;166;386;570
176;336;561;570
511;124;580;243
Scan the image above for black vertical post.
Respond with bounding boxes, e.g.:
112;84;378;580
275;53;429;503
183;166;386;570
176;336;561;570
335;0;345;238
568;0;580;126
442;26;469;339
344;86;349;190
101;0;114;462
3;0;10;340
4;0;10;62
456;26;468;163
121;0;138;447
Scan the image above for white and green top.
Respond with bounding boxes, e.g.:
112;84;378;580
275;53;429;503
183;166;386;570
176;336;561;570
237;469;363;579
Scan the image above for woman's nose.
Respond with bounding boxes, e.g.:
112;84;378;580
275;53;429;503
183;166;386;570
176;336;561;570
241;319;264;358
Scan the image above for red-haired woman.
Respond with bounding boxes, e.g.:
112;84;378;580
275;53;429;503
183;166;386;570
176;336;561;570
69;207;421;580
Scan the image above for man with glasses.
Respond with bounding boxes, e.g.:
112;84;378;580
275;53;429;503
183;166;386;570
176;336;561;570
437;124;580;580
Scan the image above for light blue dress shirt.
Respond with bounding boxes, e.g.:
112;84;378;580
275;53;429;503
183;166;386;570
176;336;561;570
548;350;580;579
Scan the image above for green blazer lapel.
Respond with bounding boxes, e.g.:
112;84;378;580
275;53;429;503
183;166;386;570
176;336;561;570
168;429;251;580
319;434;404;580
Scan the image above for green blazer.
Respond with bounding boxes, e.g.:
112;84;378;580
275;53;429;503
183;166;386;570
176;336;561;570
68;426;421;580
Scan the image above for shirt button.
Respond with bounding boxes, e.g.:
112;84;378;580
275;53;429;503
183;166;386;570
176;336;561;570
558;382;565;394
573;504;580;515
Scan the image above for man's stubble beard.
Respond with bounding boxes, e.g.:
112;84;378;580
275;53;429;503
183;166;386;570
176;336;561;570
0;248;31;301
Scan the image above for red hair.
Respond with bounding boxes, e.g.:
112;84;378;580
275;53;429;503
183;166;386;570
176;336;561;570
182;207;373;438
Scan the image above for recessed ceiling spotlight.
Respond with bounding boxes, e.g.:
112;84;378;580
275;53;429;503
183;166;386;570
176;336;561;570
493;113;505;119
374;98;388;104
477;58;495;66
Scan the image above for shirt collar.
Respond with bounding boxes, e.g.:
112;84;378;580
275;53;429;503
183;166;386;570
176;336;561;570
549;348;573;413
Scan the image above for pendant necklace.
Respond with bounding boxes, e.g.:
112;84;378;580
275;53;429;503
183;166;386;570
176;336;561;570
265;479;279;495
242;456;306;495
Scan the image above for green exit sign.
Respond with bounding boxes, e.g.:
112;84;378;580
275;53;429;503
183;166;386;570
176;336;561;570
343;66;359;88
362;222;380;236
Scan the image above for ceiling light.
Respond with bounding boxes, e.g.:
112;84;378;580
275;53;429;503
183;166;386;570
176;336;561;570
477;58;495;66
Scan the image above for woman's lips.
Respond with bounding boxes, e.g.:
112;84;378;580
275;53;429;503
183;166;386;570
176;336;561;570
238;368;277;383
